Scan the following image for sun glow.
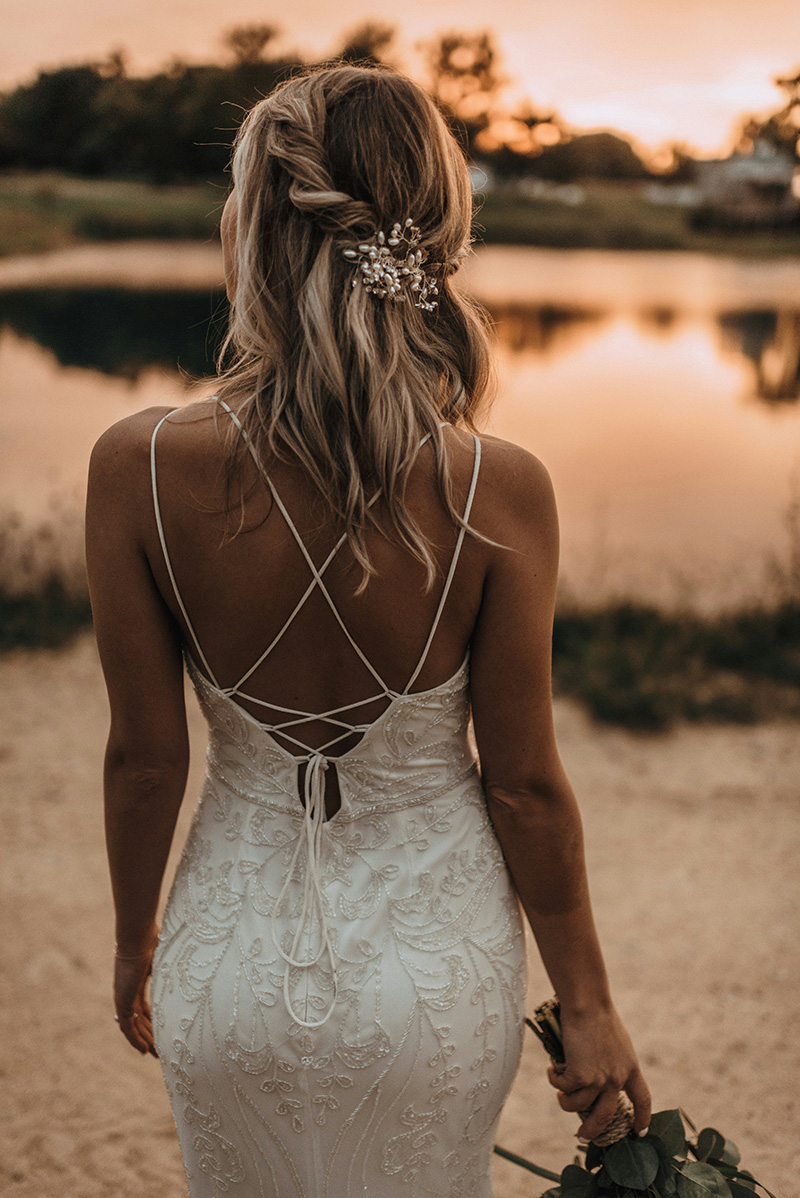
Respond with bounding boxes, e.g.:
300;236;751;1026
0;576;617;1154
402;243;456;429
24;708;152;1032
2;0;800;156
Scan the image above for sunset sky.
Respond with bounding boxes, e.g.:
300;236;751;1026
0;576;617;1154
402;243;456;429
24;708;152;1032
6;0;800;156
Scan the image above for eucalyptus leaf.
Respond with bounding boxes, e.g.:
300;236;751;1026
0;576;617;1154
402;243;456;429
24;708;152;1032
697;1130;725;1162
714;1164;741;1180
697;1129;740;1168
585;1142;604;1171
649;1135;678;1196
605;1139;660;1190
586;1172;603;1198
735;1171;771;1196
676;1161;732;1198
727;1182;756;1196
562;1164;593;1184
560;1164;593;1198
649;1110;688;1158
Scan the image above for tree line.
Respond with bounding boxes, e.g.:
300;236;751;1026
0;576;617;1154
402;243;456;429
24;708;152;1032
0;22;795;185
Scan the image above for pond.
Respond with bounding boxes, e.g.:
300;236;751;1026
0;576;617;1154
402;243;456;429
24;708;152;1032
1;244;799;610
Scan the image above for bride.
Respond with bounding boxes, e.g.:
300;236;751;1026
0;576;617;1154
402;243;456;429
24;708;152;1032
86;63;650;1197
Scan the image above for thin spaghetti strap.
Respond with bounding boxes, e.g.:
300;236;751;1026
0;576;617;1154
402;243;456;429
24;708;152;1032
216;399;264;483
267;481;394;693
402;433;481;695
215;397;460;699
216;398;391;694
216;399;394;694
150;411;221;688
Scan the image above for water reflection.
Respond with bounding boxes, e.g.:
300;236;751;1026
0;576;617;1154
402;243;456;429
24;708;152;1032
718;309;800;403
0;288;226;381
1;288;798;407
488;303;606;357
636;307;681;337
1;281;800;609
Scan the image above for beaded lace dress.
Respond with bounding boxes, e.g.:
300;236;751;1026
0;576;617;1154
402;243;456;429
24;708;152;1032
149;405;528;1198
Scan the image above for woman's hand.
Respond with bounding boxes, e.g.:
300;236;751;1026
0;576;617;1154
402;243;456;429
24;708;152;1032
113;927;160;1058
546;1004;651;1141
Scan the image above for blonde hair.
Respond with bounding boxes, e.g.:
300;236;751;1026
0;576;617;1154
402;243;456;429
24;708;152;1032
216;63;494;588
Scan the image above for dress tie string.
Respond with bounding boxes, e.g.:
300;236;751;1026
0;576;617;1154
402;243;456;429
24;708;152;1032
270;752;339;1028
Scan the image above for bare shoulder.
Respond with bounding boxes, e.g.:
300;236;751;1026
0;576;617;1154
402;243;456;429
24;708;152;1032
473;433;557;542
89;405;176;480
86;406;195;547
89;398;219;485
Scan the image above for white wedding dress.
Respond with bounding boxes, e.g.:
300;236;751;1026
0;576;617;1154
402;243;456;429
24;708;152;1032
150;404;528;1197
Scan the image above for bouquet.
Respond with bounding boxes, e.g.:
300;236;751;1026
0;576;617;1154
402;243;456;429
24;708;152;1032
493;999;778;1198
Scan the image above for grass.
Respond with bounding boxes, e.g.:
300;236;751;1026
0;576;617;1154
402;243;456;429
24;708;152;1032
0;504;90;650
0;173;225;257
1;172;800;258
474;181;800;257
0;578;92;650
552;600;800;730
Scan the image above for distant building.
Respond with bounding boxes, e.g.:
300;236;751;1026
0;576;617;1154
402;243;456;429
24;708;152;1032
692;137;799;228
644;182;701;208
515;178;586;206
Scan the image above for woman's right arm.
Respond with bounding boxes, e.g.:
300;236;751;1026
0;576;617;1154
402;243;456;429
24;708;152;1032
469;439;651;1141
86;412;190;1055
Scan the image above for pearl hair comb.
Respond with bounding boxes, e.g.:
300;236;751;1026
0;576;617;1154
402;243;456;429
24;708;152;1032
342;218;439;311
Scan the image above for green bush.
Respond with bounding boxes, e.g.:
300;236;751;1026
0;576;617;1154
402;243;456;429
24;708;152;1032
0;577;92;651
552;602;800;730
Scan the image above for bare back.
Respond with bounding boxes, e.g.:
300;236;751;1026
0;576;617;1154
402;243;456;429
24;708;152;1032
146;399;489;751
89;393;562;819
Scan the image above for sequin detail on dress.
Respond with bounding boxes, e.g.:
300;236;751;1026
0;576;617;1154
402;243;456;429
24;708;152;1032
149;405;527;1197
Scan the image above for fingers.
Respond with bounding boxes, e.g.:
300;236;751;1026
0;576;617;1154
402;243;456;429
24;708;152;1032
577;1086;619;1142
547;1064;585;1092
113;953;158;1057
625;1065;651;1136
116;1010;145;1053
555;1067;650;1142
547;1065;605;1114
115;985;157;1057
558;1085;602;1114
116;1007;158;1056
543;1004;651;1143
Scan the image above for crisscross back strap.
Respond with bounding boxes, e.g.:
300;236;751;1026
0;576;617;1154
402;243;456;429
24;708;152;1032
218;400;396;695
152;400;479;713
402;433;481;694
150;410;221;688
226;492;383;694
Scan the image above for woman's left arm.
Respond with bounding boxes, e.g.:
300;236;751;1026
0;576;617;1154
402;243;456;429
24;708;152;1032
85;411;190;1056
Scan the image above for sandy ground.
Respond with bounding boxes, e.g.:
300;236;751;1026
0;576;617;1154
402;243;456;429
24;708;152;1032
0;633;797;1198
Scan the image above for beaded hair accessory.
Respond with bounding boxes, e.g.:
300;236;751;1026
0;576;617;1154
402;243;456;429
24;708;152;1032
342;218;439;311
